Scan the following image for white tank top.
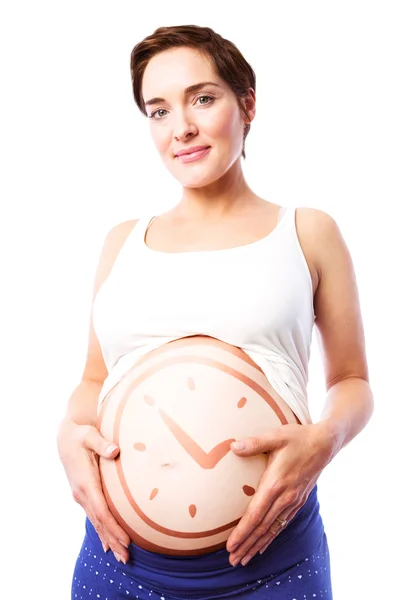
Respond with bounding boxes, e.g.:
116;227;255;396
93;206;316;424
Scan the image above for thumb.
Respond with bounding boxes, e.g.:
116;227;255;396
81;425;120;459
230;428;284;456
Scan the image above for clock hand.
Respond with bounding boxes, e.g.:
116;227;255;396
158;408;235;469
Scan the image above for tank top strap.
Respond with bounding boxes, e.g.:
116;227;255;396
277;205;287;223
122;214;156;251
138;214;156;237
278;205;297;232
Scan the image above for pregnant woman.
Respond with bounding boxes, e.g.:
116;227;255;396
57;24;374;600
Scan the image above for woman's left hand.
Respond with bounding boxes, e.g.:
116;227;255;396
226;422;336;567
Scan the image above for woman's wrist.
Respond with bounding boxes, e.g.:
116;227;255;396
314;377;374;461
310;418;344;464
62;379;103;427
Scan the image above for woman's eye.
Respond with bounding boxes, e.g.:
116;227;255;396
196;95;214;105
148;96;214;120
149;108;168;120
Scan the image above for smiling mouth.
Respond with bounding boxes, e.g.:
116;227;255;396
175;147;211;162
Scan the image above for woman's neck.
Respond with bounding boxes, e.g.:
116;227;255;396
175;170;260;222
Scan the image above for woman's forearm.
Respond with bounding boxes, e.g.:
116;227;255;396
61;379;104;427
314;376;374;460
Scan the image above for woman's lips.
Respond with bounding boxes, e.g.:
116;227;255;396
176;147;211;163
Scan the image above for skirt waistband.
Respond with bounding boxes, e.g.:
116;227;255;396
86;485;324;597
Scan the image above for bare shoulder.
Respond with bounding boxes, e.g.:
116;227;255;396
294;206;348;282
291;207;332;296
295;206;369;386
294;206;340;264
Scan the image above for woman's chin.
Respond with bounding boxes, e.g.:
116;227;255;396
170;169;225;189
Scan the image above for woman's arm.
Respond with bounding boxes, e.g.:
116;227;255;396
57;219;139;564
60;378;103;426
312;208;374;457
226;207;374;564
315;377;373;461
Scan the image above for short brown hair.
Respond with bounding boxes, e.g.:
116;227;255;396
130;25;256;159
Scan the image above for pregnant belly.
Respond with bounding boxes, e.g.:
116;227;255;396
97;335;299;556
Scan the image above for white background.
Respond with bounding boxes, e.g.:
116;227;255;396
1;1;399;599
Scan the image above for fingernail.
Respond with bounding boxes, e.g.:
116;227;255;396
241;555;251;566
102;542;108;553
119;540;129;548
106;444;118;455
114;552;126;564
259;541;270;554
231;557;241;567
232;441;245;450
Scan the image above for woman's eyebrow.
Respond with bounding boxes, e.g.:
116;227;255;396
144;82;222;107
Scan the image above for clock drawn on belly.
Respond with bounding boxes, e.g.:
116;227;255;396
97;335;298;555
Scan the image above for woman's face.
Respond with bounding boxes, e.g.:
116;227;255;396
141;46;255;188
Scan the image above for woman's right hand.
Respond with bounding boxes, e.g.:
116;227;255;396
57;418;131;564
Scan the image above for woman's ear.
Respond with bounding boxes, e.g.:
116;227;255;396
242;88;256;123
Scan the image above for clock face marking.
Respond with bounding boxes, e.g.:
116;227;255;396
158;407;235;469
144;395;155;406
98;340;294;552
141;374;252;470
150;488;158;500
242;485;256;496
133;443;146;451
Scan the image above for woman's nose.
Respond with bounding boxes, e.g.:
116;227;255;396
173;112;198;141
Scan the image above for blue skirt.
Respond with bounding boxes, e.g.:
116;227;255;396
71;486;332;599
